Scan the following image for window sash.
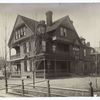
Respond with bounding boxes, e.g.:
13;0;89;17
60;27;64;36
15;26;26;40
29;41;31;52
60;27;67;37
84;49;86;56
23;43;27;53
42;41;46;52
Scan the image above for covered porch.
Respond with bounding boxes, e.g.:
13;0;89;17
10;61;21;78
35;59;71;79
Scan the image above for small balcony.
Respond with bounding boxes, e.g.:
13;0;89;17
10;53;20;60
84;56;93;61
47;50;73;61
52;36;71;44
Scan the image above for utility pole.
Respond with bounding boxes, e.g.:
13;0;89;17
95;53;98;89
4;14;8;93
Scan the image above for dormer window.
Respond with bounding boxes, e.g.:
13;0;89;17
60;27;67;37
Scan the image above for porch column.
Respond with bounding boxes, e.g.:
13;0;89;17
9;47;12;76
47;60;51;79
32;60;36;87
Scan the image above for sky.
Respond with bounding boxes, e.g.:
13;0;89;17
0;3;100;58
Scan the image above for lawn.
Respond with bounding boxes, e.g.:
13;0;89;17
7;76;100;90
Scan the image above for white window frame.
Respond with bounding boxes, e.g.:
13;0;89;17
84;49;86;56
26;42;29;53
60;27;67;37
60;27;64;36
52;45;56;52
42;41;46;52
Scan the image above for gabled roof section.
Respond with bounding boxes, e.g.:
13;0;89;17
47;15;83;46
20;15;39;33
8;15;39;47
47;16;75;32
8;13;87;48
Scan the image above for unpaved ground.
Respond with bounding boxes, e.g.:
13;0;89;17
0;76;100;97
7;76;100;89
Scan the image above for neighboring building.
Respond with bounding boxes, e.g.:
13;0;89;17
8;11;93;79
91;47;100;75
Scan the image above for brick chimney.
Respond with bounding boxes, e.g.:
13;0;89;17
46;11;53;26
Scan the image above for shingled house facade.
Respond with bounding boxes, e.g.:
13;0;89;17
8;11;94;79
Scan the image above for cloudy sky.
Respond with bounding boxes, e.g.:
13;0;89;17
0;3;100;58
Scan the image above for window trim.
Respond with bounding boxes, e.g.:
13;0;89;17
15;26;26;40
60;27;67;37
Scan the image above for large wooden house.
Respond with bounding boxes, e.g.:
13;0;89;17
8;11;93;79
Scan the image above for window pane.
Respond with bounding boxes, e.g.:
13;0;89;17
52;45;56;52
29;41;31;52
42;41;46;52
17;30;20;39
23;43;26;53
26;42;29;52
27;60;30;71
60;27;64;36
23;27;26;35
15;31;18;39
84;49;86;56
64;28;67;37
20;28;23;37
29;60;32;71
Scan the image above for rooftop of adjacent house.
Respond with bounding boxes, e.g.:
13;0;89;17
94;47;100;53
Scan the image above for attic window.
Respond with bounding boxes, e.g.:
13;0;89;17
15;26;26;40
60;27;67;37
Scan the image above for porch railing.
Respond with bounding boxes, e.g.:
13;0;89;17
35;69;71;78
10;53;20;60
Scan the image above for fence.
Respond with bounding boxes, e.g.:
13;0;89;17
5;79;96;97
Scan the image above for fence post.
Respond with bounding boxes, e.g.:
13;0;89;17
89;82;94;97
4;64;8;93
33;71;35;88
47;79;50;97
22;79;24;96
